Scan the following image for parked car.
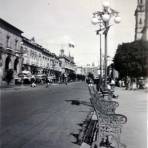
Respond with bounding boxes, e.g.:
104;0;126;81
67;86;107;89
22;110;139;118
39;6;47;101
47;76;53;83
35;74;47;84
15;71;32;84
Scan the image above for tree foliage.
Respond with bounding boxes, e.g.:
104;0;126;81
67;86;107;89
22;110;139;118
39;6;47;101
87;72;94;80
114;40;148;78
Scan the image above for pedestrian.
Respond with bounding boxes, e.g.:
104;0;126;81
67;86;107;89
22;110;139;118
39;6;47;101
132;80;137;90
46;77;50;88
119;80;122;87
125;76;130;90
5;69;13;85
107;82;111;90
31;75;36;87
64;73;67;85
86;77;90;84
110;79;115;90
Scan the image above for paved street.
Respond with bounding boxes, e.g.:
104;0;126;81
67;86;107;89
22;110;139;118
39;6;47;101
0;83;147;148
0;82;91;148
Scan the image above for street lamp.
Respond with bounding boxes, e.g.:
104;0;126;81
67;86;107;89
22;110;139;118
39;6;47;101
91;0;121;91
91;17;103;91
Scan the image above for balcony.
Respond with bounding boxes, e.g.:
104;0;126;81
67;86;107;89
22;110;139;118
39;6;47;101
5;46;16;54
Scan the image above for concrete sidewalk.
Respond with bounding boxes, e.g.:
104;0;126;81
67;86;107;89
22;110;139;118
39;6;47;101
114;87;147;148
80;87;147;148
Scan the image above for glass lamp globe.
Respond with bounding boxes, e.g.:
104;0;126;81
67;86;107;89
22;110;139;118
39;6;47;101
114;16;121;24
91;17;99;25
103;0;110;8
102;13;110;22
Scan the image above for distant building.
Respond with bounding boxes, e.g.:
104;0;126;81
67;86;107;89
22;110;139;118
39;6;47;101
50;53;62;81
22;37;51;74
0;18;23;79
0;18;63;83
76;66;85;75
0;18;78;84
83;64;99;78
135;0;148;40
59;49;76;76
22;37;62;78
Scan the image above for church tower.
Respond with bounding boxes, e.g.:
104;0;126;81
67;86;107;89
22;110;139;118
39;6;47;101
135;0;146;40
142;0;148;40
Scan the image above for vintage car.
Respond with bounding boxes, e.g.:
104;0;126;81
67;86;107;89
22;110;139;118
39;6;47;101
35;74;47;84
35;74;54;84
15;71;32;84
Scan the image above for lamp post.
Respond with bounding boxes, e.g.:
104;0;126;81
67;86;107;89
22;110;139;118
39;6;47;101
99;30;102;78
92;17;103;79
91;0;121;91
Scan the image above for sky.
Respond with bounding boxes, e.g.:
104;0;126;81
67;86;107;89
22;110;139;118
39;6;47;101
0;0;137;66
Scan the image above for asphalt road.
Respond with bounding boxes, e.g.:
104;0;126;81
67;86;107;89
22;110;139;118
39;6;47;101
0;83;147;148
0;82;91;148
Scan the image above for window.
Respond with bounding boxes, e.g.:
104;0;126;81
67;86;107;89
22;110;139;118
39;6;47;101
30;50;32;56
15;39;18;50
139;18;142;24
6;35;10;48
138;0;142;4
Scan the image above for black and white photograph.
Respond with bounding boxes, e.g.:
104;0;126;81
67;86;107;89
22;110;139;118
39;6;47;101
0;0;148;148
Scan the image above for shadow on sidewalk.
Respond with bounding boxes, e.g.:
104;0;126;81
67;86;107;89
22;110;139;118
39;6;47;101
65;99;94;146
65;99;92;107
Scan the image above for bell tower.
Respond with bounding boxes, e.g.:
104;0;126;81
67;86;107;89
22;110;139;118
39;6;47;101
135;0;146;40
142;0;148;40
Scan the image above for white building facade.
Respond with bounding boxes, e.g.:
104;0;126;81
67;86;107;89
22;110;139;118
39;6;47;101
59;49;76;76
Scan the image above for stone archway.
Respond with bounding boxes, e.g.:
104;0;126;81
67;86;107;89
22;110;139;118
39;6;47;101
14;57;19;73
5;55;11;71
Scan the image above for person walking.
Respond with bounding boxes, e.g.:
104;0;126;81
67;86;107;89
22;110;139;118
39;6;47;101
63;73;67;85
5;69;13;86
132;79;137;90
46;76;50;88
31;75;36;87
125;76;130;90
110;79;115;90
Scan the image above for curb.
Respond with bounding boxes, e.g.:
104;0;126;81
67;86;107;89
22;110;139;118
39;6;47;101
80;111;98;148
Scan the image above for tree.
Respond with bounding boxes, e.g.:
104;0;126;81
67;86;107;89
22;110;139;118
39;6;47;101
114;40;148;78
87;72;94;80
